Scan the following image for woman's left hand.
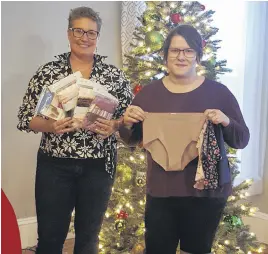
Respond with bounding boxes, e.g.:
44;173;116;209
204;109;230;127
92;118;120;139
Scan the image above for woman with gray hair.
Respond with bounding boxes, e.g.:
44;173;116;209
17;6;133;254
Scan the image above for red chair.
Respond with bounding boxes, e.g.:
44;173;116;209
1;189;22;254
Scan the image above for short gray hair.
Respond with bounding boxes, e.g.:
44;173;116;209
68;6;102;32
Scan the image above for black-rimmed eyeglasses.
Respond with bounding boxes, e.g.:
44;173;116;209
69;28;99;40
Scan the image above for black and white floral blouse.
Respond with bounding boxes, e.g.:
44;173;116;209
17;52;133;178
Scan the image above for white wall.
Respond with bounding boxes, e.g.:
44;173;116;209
1;1;122;219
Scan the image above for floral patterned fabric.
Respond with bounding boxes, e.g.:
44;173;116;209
17;52;133;178
195;120;222;190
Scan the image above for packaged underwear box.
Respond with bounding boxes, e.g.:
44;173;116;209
83;91;119;132
49;71;82;115
34;86;66;121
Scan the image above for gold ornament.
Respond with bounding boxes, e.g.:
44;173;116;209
160;7;170;16
131;241;145;254
136;171;146;187
117;164;132;182
115;219;126;232
145;31;164;51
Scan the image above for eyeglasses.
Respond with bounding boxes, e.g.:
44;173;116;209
69;28;99;40
168;48;196;58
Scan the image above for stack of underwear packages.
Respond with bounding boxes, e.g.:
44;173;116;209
142;113;222;190
34;71;119;131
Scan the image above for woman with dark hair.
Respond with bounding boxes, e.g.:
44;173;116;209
119;25;249;254
17;6;132;254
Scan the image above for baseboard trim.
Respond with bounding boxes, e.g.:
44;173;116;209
18;216;74;249
18;212;268;248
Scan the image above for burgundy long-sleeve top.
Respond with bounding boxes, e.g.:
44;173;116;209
119;78;250;198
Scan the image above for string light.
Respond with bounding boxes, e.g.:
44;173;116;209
165;16;170;21
240;194;245;198
224;240;230;245
258;247;263;253
105;212;110;218
126;203;130;207
250;232;255;237
99;244;103;249
139;41;144;47
195;22;200;27
245;192;249;197
129;156;134;161
125;189;130;194
241;205;246;210
139;200;144;205
192;16;196;21
140;154;145;160
248;251;252;254
147;26;152;32
216;66;220;70
181;8;186;14
147;47;151;52
170;2;176;8
246;179;252;184
146;71;151;76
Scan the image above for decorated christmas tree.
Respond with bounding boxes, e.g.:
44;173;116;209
71;1;265;253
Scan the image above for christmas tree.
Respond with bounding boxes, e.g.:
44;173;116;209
70;1;265;253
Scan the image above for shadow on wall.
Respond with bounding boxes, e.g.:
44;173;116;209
1;34;53;218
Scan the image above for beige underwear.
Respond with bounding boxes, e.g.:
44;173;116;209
143;113;206;171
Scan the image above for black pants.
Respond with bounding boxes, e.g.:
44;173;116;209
144;195;226;254
35;151;114;254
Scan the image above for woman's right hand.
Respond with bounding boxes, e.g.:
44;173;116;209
123;105;146;128
49;117;76;134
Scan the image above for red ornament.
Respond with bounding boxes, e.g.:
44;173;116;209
133;84;142;95
170;13;183;24
202;40;207;48
117;210;129;219
200;5;205;11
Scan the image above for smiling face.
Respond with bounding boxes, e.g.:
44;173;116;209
166;35;198;78
68;17;98;59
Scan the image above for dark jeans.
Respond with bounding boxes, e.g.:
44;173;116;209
35;151;114;254
144;195;226;254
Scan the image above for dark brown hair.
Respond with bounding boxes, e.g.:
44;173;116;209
163;24;203;62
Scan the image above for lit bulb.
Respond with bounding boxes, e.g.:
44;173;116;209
126;203;130;207
125;189;130;194
140;154;145;160
99;244;103;249
250;207;256;213
105;213;110;218
147;63;152;67
220;222;225;225
216;66;220;70
112;187;114;192
224;240;230;245
196;22;200;27
258;247;263;253
231;196;236;200
146;71;151;76
241;205;246;210
147;47;151;52
147;26;152;32
139;41;144;47
165;16;170;21
116;209;120;213
240;194;244;198
245;192;249;197
248;251;252;254
206;25;210;30
139;200;144;205
130;156;134;161
184;16;189;22
181;8;186;13
119;205;123;209
192;16;196;21
170;3;175;8
250;232;255;236
246;179;252;184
